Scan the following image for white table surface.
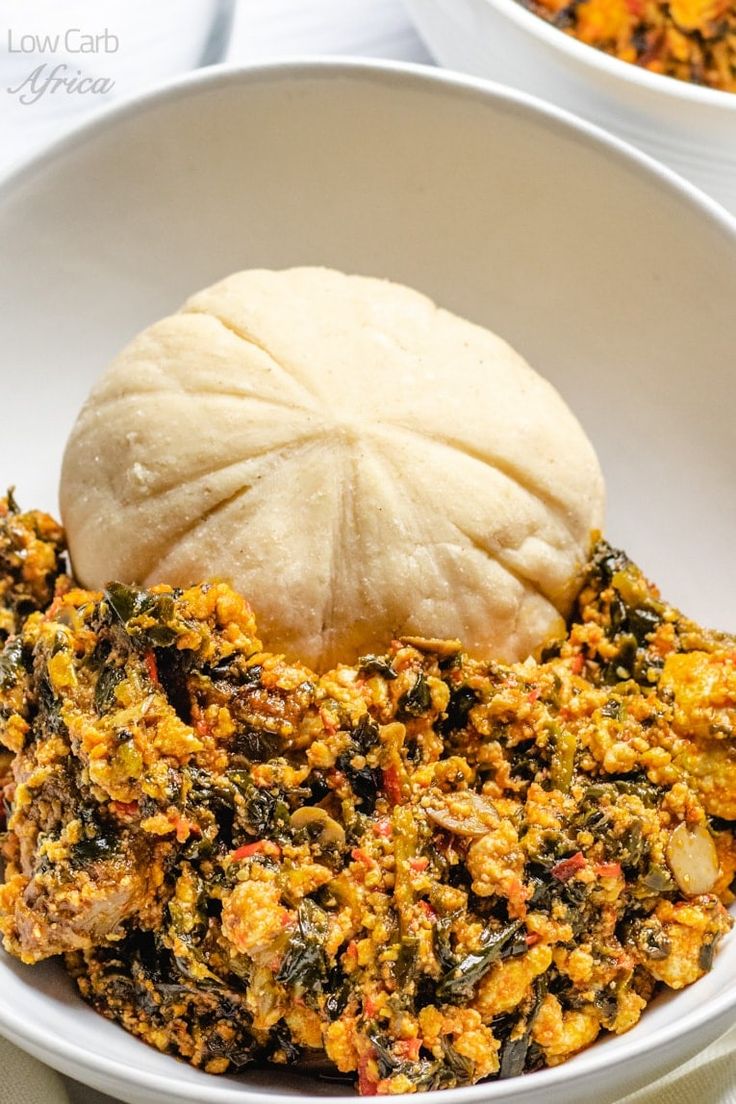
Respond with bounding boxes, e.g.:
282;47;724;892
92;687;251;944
0;0;431;176
0;7;433;1102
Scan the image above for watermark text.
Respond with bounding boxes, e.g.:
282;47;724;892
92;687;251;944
6;26;118;105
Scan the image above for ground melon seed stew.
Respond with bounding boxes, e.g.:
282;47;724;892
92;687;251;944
520;0;736;92
1;493;735;1094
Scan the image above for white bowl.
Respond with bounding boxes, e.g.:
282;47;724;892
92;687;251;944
405;0;736;213
1;57;736;1104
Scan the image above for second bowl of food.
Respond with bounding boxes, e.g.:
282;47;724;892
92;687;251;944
1;58;736;1104
405;0;736;213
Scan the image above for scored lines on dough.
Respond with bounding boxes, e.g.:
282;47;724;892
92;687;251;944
183;306;322;412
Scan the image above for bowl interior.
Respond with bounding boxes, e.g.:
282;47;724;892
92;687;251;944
0;60;735;1103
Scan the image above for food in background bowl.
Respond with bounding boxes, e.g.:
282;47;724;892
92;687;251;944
519;0;736;91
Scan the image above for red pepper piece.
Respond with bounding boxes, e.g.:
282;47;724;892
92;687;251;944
231;840;280;860
382;764;402;806
595;861;622;878
358;1055;379;1096
144;650;159;685
551;851;586;882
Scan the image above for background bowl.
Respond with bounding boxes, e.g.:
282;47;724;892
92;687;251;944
1;57;736;1104
404;0;736;213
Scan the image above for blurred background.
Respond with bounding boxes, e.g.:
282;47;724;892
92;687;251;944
0;0;430;175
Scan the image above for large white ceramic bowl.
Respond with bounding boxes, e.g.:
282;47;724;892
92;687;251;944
1;58;736;1104
405;0;736;213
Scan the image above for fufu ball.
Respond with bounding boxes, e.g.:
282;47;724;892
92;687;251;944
60;267;604;670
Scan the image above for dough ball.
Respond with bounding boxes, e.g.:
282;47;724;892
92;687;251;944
60;267;604;670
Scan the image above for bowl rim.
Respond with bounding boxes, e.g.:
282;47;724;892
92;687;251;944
2;54;736;228
468;0;736;110
1;53;736;1104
